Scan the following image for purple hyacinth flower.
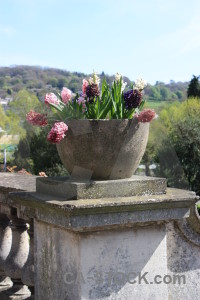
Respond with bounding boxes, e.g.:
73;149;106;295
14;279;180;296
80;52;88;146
123;89;142;110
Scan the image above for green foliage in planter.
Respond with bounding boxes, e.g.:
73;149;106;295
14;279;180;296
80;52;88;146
47;75;146;121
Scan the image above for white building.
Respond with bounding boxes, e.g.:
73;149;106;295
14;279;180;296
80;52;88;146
0;97;13;110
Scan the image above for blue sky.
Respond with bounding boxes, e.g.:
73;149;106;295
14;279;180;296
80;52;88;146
0;0;200;84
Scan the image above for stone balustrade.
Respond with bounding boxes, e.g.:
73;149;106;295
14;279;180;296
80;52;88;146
0;173;200;300
0;174;36;299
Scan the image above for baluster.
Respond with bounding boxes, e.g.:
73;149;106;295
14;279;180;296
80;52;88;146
0;214;13;292
21;220;34;298
2;208;31;299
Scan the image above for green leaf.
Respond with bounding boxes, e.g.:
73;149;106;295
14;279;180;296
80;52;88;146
99;96;112;119
139;100;145;111
48;102;65;112
124;108;136;119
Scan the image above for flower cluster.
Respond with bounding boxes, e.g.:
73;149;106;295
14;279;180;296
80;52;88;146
26;87;71;144
26;71;155;144
26;110;48;127
47;122;68;144
114;73;127;92
136;109;157;123
61;88;72;104
82;79;89;97
123;89;142;110
88;72;101;86
82;72;101;102
135;78;147;91
45;93;59;106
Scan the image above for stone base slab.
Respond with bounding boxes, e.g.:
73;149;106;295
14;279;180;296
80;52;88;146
36;175;167;200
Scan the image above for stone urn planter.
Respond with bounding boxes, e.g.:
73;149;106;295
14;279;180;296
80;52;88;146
56;119;149;180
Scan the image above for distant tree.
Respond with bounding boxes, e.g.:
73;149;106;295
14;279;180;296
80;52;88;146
68;78;81;92
149;86;161;100
155;81;165;86
13;134;34;173
176;91;183;100
8;90;42;121
13;127;69;175
171;93;178;100
0;104;9;129
30;130;68;176
152;98;200;194
4;90;42;140
187;75;200;98
0;77;5;88
157;116;200;193
7;88;12;95
6;109;26;137
47;77;58;87
11;77;21;85
160;87;170;100
0;65;190;105
57;78;68;89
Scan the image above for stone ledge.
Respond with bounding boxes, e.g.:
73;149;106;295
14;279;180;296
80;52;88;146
7;188;198;231
36;175;167;199
0;173;37;193
177;218;200;247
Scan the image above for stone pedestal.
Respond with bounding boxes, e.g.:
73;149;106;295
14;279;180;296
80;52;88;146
8;175;200;300
36;175;167;199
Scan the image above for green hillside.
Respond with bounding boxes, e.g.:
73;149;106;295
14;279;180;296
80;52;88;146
0;66;188;106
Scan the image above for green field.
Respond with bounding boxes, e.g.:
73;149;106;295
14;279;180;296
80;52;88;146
145;100;172;111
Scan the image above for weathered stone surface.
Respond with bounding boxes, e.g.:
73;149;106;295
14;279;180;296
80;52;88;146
0;284;31;299
3;219;30;279
21;224;34;287
0;173;37;194
167;222;200;300
1;174;200;300
0;215;12;269
36;175;167;200
35;223;80;300
8;188;198;232
0;276;13;289
35;222;168;300
56;119;149;180
0;216;13;290
187;200;200;234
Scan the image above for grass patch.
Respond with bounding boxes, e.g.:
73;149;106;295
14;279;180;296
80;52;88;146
145;100;172;112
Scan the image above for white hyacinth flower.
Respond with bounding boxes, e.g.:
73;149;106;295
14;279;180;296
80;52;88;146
121;81;127;92
135;77;147;90
114;72;127;92
115;72;122;82
88;71;100;86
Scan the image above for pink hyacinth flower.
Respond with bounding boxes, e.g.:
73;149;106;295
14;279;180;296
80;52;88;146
45;93;59;106
82;79;89;97
136;109;156;123
61;87;72;104
26;110;48;127
47;122;68;144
